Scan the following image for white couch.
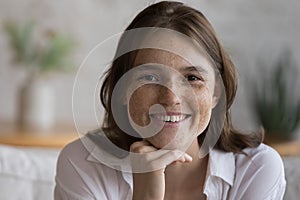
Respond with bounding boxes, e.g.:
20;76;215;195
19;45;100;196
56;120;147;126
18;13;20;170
0;145;59;200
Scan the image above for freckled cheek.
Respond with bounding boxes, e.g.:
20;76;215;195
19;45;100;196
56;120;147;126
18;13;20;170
192;87;213;132
128;87;155;126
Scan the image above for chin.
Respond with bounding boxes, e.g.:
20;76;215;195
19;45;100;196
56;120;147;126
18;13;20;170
147;134;193;151
147;134;177;149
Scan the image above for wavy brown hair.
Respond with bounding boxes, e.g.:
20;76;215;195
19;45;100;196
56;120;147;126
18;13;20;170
100;1;263;153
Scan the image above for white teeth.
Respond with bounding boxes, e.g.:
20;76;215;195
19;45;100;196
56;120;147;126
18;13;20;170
171;116;175;122
153;115;186;122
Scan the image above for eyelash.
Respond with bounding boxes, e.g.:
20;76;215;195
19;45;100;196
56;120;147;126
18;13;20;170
138;74;204;83
139;74;159;82
185;74;204;82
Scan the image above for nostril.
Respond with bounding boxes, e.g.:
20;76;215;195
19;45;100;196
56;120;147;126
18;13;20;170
158;86;181;106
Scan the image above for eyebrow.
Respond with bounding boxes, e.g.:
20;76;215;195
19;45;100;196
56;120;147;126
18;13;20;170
132;64;160;72
181;66;209;74
132;64;209;75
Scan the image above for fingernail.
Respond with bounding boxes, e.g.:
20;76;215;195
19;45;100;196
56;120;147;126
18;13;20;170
185;154;193;162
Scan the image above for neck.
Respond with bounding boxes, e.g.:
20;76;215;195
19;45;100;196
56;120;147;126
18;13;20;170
164;139;209;190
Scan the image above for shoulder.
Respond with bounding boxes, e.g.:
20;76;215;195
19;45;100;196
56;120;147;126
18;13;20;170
55;136;124;199
234;143;286;185
56;136;99;177
237;143;284;170
56;137;92;166
56;135;120;178
231;144;286;199
57;137;87;162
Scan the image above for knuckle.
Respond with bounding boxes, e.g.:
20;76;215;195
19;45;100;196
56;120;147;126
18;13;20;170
130;141;143;152
131;146;148;153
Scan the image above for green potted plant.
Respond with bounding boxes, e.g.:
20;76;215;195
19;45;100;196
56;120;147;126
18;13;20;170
4;21;75;131
250;50;300;143
4;21;74;76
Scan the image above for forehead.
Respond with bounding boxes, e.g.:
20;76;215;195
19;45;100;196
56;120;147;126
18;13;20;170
134;49;187;66
133;30;214;72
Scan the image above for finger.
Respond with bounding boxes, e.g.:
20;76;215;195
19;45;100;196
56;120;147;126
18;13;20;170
131;145;158;153
183;153;193;162
130;140;157;153
130;149;176;172
173;153;193;164
130;149;192;173
130;140;148;149
149;150;186;167
130;140;152;150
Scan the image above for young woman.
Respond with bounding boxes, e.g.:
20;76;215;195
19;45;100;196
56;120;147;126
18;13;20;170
55;1;286;199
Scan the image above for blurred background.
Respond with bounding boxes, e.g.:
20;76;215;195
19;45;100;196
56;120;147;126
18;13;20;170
0;0;299;199
1;0;300;134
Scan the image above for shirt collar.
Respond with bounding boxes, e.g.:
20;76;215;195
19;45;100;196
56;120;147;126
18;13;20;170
80;131;132;173
114;148;236;193
86;144;132;173
206;148;235;186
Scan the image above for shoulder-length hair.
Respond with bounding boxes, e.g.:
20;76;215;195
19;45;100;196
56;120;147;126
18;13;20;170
100;1;263;153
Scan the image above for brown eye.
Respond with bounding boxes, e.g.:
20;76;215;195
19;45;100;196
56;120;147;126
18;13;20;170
187;75;202;81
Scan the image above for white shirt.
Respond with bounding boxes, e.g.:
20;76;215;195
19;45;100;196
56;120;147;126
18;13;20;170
54;132;286;200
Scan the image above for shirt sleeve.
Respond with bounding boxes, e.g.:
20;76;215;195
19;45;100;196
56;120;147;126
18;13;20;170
232;144;286;200
54;139;125;200
54;140;97;200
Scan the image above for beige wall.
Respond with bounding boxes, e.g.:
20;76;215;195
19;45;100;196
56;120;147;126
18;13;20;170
0;0;299;134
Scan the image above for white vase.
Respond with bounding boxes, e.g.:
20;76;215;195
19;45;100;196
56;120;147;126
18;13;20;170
18;77;55;131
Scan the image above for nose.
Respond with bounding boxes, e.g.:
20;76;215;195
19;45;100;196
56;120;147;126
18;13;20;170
157;85;181;107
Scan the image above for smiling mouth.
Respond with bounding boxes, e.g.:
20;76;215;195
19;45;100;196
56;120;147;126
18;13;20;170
149;113;191;123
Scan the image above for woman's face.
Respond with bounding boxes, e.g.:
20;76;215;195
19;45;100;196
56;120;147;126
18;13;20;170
126;34;218;150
